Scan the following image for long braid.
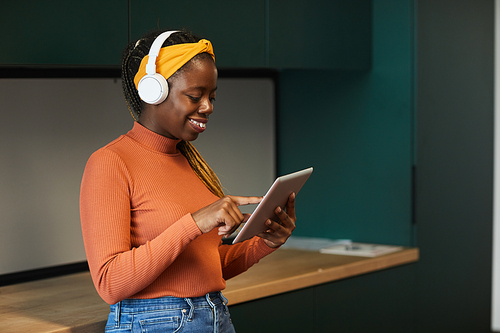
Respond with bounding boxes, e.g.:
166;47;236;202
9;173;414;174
178;141;225;198
121;29;225;198
121;38;151;119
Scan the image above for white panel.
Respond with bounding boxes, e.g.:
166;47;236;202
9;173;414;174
0;77;274;275
493;0;500;330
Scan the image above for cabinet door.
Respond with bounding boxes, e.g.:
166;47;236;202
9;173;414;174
0;0;128;66
230;265;417;333
229;287;315;332
130;0;267;68
269;0;372;69
314;265;417;332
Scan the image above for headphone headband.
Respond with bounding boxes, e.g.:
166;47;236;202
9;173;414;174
145;30;180;75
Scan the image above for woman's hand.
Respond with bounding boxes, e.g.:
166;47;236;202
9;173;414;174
257;192;296;248
192;195;263;237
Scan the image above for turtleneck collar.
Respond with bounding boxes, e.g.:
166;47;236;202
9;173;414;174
126;122;182;155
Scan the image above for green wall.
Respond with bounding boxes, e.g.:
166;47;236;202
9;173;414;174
277;0;415;246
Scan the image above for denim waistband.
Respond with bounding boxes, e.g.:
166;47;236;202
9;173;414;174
112;291;227;313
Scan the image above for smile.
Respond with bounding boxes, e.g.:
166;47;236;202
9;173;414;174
188;119;208;134
189;119;206;128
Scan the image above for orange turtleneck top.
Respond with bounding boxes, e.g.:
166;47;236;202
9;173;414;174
80;122;275;305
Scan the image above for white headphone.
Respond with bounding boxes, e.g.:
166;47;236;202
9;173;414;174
137;30;180;105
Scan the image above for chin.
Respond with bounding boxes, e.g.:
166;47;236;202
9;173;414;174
184;134;200;142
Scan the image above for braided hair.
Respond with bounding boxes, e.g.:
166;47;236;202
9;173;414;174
121;29;224;198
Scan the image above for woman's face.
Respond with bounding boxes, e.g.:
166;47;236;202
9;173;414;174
140;56;218;141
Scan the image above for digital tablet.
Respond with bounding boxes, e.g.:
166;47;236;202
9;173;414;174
232;167;313;244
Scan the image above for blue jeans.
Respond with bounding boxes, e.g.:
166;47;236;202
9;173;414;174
105;291;236;333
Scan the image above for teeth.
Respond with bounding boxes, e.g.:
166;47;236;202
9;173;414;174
190;119;206;128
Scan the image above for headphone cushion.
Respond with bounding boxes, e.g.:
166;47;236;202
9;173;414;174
137;74;169;105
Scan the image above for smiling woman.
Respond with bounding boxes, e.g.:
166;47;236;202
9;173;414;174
79;29;296;333
139;54;218;141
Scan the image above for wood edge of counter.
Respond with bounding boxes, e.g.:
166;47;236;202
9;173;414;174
225;248;419;305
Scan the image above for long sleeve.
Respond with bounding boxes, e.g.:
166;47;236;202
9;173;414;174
80;148;203;304
218;237;277;280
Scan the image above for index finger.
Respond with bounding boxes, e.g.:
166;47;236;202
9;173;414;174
228;195;263;206
285;192;296;220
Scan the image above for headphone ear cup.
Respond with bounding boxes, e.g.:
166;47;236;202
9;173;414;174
137;73;169;105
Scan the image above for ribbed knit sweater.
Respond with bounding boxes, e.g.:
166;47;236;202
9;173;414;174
80;122;275;305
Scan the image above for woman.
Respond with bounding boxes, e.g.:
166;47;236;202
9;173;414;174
80;29;297;332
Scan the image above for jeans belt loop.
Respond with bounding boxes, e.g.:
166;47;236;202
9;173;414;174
114;301;122;328
219;292;229;314
184;297;195;321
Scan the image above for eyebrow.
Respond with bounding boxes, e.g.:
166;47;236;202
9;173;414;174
188;86;218;93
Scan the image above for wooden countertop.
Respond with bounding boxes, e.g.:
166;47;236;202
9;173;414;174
224;247;419;305
0;247;418;333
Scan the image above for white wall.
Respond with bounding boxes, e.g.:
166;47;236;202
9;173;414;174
493;0;500;329
0;77;275;275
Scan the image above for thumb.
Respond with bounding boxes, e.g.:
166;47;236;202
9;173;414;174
241;213;252;223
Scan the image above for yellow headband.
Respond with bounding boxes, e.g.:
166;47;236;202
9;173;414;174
134;39;215;89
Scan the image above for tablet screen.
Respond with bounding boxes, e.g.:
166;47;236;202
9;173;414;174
232;167;313;244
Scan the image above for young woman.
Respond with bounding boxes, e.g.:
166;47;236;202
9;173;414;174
80;29;297;332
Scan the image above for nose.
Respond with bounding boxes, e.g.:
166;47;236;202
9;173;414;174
198;97;214;116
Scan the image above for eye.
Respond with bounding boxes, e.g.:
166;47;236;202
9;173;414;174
187;95;201;102
209;96;216;104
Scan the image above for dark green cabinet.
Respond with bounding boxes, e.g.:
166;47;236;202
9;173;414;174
269;0;372;69
0;0;128;65
129;0;268;68
229;264;417;333
229;288;315;332
0;0;371;69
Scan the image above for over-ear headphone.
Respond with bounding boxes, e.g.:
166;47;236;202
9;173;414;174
137;30;179;105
